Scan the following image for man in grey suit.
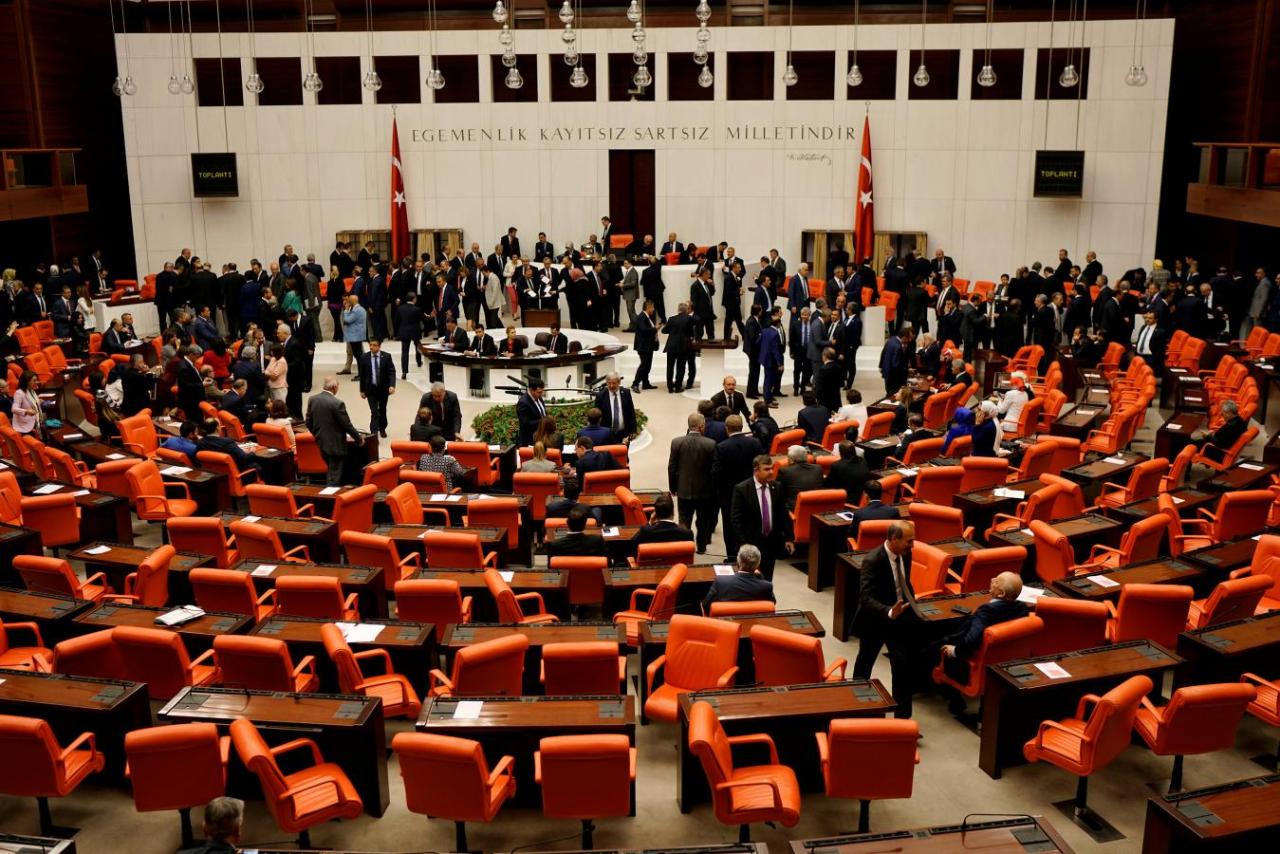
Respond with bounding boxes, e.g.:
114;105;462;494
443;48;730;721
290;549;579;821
668;412;718;553
620;258;641;331
776;444;824;510
305;375;363;485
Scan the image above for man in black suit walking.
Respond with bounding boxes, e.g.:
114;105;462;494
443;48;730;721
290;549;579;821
663;302;697;392
730;455;795;581
594;373;637;441
851;520;922;719
702;544;775;610
516;378;549;446
632;301;658;392
358;338;396;437
307;376;364;485
668;413;717;553
711;415;764;560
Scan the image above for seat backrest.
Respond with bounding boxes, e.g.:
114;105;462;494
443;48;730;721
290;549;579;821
1037;473;1086;519
860;412;895;441
536;733;632;819
1214;489;1272;540
189;568;260;617
855;519;893;551
426;531;486;570
749;624;825;686
636;541;695;567
229;520;287;561
664;614;740;690
687;700;735;790
902;437;946;465
386;482;425;525
294;433;327;474
793;489;850;541
130;545;174;606
124;722;226;812
332;484;377;534
541;642;622;694
213;635;298;692
1248;534;1280;578
708;600;776;616
596;445;630;468
646;563;687;619
1080;675;1153;771
20;435;52;479
168;517;236;568
363;457;402;491
1018;440;1057;480
582;469;631;495
1029;520;1074;584
910;466;963;505
319;622;365;694
1126;457;1170;504
1030;598;1109;656
0;716;68;795
907;503;965;543
14;555;81;598
341;530;398;574
118;410;159;456
112;625;196;699
392;732;495;822
1198;575;1275;627
453;634;529;696
1112;583;1195;647
125;460;165;503
275;575;347;619
822;420;858;451
394;579;468;624
972;616;1044;687
1148;684;1258;755
513;472;562;522
823;718;920;801
229;719;292;808
52;629;123;679
244;484;301;519
0;470;21;523
1118;513;1171;564
253;422;293;452
957;546;1027;593
613;486;648;526
550;556;609;606
448;442;496;485
910;541;951;594
466;498;521;549
770;428;806;455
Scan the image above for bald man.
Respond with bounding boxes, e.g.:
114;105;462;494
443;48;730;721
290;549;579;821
936;571;1031;713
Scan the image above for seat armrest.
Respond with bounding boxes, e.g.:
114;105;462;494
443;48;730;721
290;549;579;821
269;737;325;767
293;655;318;679
162;480;193;499
628;587;656;612
353;648;393;674
59;731;97;761
716;666;739;688
428;669;454;693
460;596;473;622
645;654;667;693
514;591;547;616
82;571;111;592
423;508;452;526
296;502;316;518
342;593;359;612
2;621;44;646
726;733;780;764
188;648;217;670
487;755;515;787
1033;719;1084;750
1074;692;1103;719
483;551;499;569
282;544;312;562
256;588;278;606
823;658;848;681
398;550;423;568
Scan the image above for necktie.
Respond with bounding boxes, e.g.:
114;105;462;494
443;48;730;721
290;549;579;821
892;553;906;599
613;393;621;429
371;355;378;386
537;397;546;418
760;483;771;535
802;325;808;347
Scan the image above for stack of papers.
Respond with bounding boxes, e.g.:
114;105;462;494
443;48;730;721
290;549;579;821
714;565;735;576
32;484;62;495
992;487;1025;499
335;622;385;643
156;605;205;626
84;545;112;555
897;467;919;477
1102;456;1127;465
71;489;91;497
1034;662;1072;680
161;466;192;476
1087;574;1120;588
251;565;277;577
499;570;515;582
106;453;127;460
319;486;341;495
242;515;261;523
602;527;620;538
428;494;450;502
1016;586;1047;604
1240;463;1265;471
453;700;484;719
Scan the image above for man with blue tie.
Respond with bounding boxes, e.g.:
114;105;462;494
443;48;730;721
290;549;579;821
787;262;812;318
758;314;785;410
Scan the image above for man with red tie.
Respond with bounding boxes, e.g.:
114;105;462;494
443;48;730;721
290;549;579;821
730;455;794;581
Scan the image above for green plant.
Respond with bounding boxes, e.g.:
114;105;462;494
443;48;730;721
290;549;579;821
471;398;648;445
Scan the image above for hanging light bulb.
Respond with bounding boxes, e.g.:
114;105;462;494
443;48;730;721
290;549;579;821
111;75;125;97
564;48;579;65
626;1;642;24
499;25;514;46
561;25;576;44
245;72;265;94
303;71;323;92
633;65;651;88
428;68;446;90
698;66;714;88
363;70;382;91
1059;63;1079;88
846;64;863;86
180;74;195;94
695;0;712;23
912;64;930;87
977;64;997;87
503;50;518;68
693;46;709;65
167;74;182;95
632;23;647;43
570;65;588;88
505;67;523;89
492;1;508;24
783;64;798;87
695;26;711;44
122;75;138;96
633;47;648;65
1125;64;1148;87
558;0;574;23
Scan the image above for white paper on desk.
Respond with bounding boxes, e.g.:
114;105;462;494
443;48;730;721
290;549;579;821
429;494;448;502
475;494;492;501
1019;528;1034;536
1166;424;1181;431
106;453;126;460
837;511;856;521
603;527;620;538
488;444;501;452
1171;496;1185;505
71;489;91;497
1102;456;1127;465
562;444;576;455
319;486;341;495
993;488;1025;499
714;565;735;576
897;467;918;476
32;483;62;494
62;432;84;440
1087;574;1120;588
251;565;276;577
84;545;112;555
242;515;261;524
161;466;192;476
1017;586;1048;604
499;570;515;582
336;622;384;644
1240;463;1264;471
1253;534;1263;541
1075;409;1098;416
445;494;463;502
453;700;484;719
1034;662;1072;680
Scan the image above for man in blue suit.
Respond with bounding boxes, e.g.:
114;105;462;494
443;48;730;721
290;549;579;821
702;544;775;610
787;262;812;318
879;326;910;397
758;314;785;409
936;571;1031;713
849;480;900;537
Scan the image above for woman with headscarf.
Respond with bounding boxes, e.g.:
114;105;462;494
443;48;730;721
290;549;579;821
992;371;1030;435
941;406;975;454
973;401;1000;457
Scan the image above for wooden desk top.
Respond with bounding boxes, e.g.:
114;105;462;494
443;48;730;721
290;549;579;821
0;668;145;710
0;834;76;854
838;538;981;571
993;639;1181;691
642;610;823;643
417;694;635;730
411;567;567;590
74;602;252;637
606;564;722;586
1055;404;1106;428
545;525;644;544
160;686;380;728
251;615;432;647
1199;460;1278;491
679;679;894;721
990;513;1122;548
1184;533;1277;572
23;480;123;508
791;816;1074;853
370;523;507;546
231;559;383;588
440;622;624;648
1158;412;1207;436
368;488;534;510
955;478;1043;506
68;542;210;572
914;589;1058;621
0;522;39;545
1062;450;1147;481
1148;773;1280;839
856;436;904;453
1180;611;1280;657
577;490;661;508
0;587;92;621
1051;557;1202;600
1111;486;1216;520
215;511;335;537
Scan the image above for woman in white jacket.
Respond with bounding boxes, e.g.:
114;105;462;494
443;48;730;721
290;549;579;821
993;370;1029;436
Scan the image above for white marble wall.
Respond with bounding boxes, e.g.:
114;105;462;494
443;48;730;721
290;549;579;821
117;19;1172;283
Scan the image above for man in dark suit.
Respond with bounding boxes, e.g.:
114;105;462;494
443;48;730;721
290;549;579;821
931;249;957;282
640;258;666;322
936;571;1030;711
1191;399;1248;463
776;444;824;510
120;355;157;417
849;480;900;537
786;264;812;318
219;379;257;425
15;282;47;324
826;441;870;504
282;326;308;420
711;415;764;559
660;233;684;257
710;376;751;420
515;378;550;446
814;348;844;414
197;417;261;473
689;268;716;340
307;375;364;485
418;381;462;441
50;284;74;338
468;324;497;356
789;307;813;395
1081;251;1103;287
393;292;424;379
500;227;521;261
544;506;608;559
759;313;785;408
668;412;717;553
743;305;764;399
834;302;863;388
703;544;776;610
533;232;555;262
879;327;910;397
721;260;746;340
796;390;831;444
176;345;207;421
851;520;921;718
632;303;658;391
357;339;396;437
730;455;795;580
1134;309;1167;376
631;493;696;546
595;374;637;441
663;303;697;392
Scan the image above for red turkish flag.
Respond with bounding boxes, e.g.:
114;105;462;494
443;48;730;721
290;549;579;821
854;115;874;266
390;118;410;263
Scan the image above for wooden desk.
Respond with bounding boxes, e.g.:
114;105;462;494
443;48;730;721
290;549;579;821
1142;773;1280;852
152;462;231;515
0;669;151;782
793;816;1075;854
23;480;132;545
250;615;435;696
1105;487;1217;527
980;640;1182;778
369;523;508;567
159;686;389;817
287;483;360;519
1082;385;1113;408
215;512;339;563
416;694;635;809
988;512;1124;571
231;559;387;620
439;622;625;695
1183;533;1278;575
67;542;212;603
72;602;251;654
1155;412;1206;462
409;567;569;622
1176;611;1280;688
0;523;45;587
1051;404;1106;441
675;680;894;812
602;563;719;618
1060;451;1148;500
855;436;904;471
545;524;645;566
0;587;94;642
832;539;982;642
808;512;855;592
1198;460;1278;492
154;418;297;484
1051;557;1206;601
953;478;1041;544
0;834;76;854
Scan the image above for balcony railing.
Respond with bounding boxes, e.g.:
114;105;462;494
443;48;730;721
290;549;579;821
1187;142;1280;228
0;148;89;223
